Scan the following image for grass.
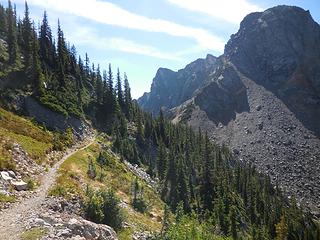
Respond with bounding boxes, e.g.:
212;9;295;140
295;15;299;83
49;139;164;239
0;139;15;170
0;193;15;204
20;227;48;240
0;108;53;167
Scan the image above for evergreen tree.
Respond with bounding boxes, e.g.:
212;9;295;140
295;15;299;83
116;68;124;111
21;1;32;70
95;64;103;104
57;20;67;88
275;214;288;240
30;25;45;96
0;5;7;37
123;73;132;120
107;63;113;93
7;0;18;64
157;141;167;180
39;11;55;69
200;132;215;211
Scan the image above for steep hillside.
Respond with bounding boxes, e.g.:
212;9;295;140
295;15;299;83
139;5;320;215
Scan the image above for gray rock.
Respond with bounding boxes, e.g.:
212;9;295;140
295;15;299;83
0;171;13;181
23;97;91;140
7;171;16;178
11;180;28;191
67;217;117;240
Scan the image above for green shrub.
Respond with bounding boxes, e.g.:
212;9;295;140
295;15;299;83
84;187;124;231
0;193;15;203
131;178;148;213
87;157;97;179
53;127;74;151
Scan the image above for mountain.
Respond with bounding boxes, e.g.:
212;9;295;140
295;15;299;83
138;5;320;215
138;54;218;115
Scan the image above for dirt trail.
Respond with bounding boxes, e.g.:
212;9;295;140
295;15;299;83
0;137;95;240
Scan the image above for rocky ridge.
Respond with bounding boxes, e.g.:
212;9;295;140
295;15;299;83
138;54;218;115
139;5;320;215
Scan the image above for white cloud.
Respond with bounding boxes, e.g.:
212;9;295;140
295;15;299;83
167;0;262;24
24;0;225;52
68;26;183;61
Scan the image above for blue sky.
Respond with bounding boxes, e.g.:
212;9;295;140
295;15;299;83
2;0;320;98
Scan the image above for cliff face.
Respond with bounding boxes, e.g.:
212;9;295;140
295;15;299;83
224;5;320;135
23;97;91;140
139;5;320;215
138;54;218;115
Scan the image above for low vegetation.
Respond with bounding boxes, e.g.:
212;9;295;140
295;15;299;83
49;140;164;238
0;108;53;168
20;227;48;240
0;193;15;204
84;187;124;231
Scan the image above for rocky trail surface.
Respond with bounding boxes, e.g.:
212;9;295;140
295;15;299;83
0;136;95;240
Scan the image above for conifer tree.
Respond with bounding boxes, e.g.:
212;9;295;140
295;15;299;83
84;52;90;77
200;132;215;211
39;11;55;69
123;72;132;120
116;68;124;110
22;1;32;70
57;20;67;88
0;5;7;36
7;0;18;64
157;141;167;180
31;25;45;96
95;64;103;104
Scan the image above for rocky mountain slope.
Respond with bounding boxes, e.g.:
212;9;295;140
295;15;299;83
138;5;320;215
138;54;218;115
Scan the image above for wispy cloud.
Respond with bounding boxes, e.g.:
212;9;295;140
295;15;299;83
25;0;225;52
68;27;183;61
167;0;262;24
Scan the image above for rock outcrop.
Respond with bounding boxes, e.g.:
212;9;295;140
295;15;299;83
24;97;91;139
139;5;320;214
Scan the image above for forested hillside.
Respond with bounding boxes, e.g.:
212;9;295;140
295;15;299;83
0;2;319;239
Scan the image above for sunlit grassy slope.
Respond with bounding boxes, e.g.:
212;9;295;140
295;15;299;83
0;108;53;169
49;138;164;239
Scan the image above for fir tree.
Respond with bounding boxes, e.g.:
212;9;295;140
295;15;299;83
7;0;18;64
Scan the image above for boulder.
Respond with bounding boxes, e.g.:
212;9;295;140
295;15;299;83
8;171;16;178
11;180;28;191
1;171;13;181
67;217;117;240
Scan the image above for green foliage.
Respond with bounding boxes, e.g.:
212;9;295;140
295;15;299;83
275;214;288;240
0;193;15;204
25;177;37;190
52;127;74;151
20;227;47;240
0;107;52;164
131;177;148;213
87;157;97;179
155;211;228;240
0;139;15;170
84;187;124;231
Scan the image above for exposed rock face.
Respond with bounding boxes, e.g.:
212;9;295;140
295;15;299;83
24;97;91;139
138;54;218;115
225;5;320;136
139;6;320;214
25;197;118;240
